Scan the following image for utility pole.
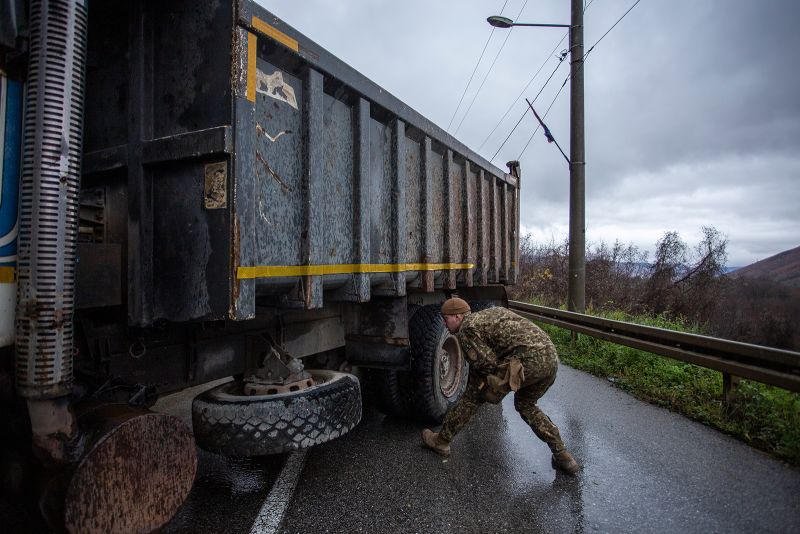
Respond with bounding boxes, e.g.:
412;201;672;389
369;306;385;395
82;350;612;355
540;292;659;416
568;0;586;313
487;3;586;313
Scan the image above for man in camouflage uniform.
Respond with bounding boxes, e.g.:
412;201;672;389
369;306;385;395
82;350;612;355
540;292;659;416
421;297;580;475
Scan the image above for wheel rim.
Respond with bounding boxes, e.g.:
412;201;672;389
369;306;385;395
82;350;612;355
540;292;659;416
438;333;463;399
210;370;343;401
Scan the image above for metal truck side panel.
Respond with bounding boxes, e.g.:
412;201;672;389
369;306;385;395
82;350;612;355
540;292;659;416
151;160;231;321
75;0;519;324
253;58;304;269
369;118;393;266
231;25;257;320
237;0;512;185
321;94;354;267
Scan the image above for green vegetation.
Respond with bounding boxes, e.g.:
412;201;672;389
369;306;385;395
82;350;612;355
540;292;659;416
536;311;800;465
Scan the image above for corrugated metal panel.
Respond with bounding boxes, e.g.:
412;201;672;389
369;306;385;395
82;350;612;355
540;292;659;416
76;1;519;323
228;1;520;314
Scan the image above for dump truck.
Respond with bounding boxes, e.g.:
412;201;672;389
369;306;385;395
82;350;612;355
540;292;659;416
0;0;520;530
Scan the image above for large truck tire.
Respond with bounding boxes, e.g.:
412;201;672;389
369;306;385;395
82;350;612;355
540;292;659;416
469;300;497;313
366;304;419;418
192;370;361;456
368;367;413;418
408;304;468;423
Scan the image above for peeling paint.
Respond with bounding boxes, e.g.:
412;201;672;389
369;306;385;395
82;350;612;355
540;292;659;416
256;123;292;143
204;162;227;209
255;151;292;193
256;69;298;110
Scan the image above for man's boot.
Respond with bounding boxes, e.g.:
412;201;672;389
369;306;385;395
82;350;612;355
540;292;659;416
421;429;450;457
551;450;580;475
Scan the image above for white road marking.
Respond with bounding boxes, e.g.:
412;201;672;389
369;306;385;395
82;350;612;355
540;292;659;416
249;450;308;534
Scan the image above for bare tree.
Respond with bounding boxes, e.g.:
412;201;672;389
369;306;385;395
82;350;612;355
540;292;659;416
511;235;568;306
642;231;688;314
586;240;648;312
641;226;728;321
512;226;796;350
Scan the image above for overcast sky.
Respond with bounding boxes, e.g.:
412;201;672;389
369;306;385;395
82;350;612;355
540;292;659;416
258;0;799;267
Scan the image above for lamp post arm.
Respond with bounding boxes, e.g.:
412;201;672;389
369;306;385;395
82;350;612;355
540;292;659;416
512;23;570;28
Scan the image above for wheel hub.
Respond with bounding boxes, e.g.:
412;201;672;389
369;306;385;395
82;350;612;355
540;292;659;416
244;345;314;395
438;335;463;399
243;376;315;396
439;350;450;377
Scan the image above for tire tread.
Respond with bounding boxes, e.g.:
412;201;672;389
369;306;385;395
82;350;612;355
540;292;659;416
191;373;362;456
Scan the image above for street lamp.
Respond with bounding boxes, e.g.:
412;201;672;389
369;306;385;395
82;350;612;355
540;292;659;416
487;0;586;314
487;15;569;29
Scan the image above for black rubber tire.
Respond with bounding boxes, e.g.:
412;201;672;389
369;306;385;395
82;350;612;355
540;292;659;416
367;304;418;419
367;366;414;418
408;304;468;423
469;300;497;313
191;370;362;456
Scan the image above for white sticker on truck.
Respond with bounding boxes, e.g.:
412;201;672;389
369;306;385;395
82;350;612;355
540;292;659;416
256;69;299;110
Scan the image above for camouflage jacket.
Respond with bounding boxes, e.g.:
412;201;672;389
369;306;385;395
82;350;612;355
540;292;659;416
456;306;556;375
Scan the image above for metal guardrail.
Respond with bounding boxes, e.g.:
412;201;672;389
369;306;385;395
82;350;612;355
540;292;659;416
509;301;800;393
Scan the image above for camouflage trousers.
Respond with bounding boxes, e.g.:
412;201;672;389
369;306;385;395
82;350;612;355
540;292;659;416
439;348;565;453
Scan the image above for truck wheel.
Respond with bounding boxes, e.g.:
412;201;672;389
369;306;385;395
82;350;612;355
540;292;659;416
367;367;413;418
192;370;361;456
367;304;418;418
409;305;468;422
469;300;496;313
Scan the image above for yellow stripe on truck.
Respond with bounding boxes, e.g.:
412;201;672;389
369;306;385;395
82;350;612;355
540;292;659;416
0;267;15;283
237;263;475;279
246;32;257;102
251;16;299;52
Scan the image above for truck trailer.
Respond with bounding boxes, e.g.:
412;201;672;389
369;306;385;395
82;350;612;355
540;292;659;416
0;1;520;530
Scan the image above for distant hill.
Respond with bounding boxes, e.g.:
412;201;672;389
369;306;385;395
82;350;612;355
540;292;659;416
730;245;800;287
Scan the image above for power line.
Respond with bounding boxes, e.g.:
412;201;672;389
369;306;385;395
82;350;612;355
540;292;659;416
453;0;530;135
515;0;645;161
447;29;497;132
584;0;641;59
516;78;568;159
477;33;568;151
490;57;566;161
446;0;510;132
481;0;599;156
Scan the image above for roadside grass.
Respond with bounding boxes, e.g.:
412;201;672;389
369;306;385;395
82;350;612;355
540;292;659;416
535;311;800;465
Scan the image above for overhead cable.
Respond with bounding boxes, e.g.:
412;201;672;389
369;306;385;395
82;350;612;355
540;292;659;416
476;33;568;152
490;57;565;161
453;0;530;135
515;0;645;161
483;0;599;156
446;0;510;132
584;0;641;59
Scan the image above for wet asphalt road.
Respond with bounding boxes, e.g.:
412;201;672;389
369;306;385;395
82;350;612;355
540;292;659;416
4;367;799;533
154;379;288;534
277;366;800;533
